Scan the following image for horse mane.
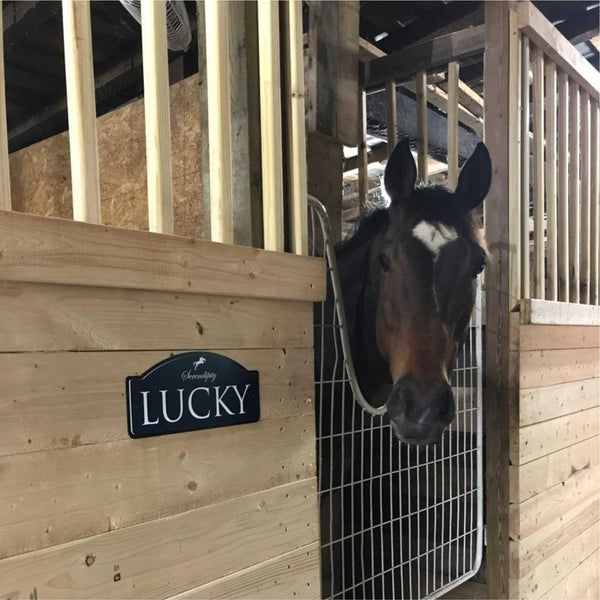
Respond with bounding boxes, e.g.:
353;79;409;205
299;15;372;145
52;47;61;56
336;208;389;255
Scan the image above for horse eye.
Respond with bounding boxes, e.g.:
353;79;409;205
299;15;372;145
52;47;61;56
378;253;391;272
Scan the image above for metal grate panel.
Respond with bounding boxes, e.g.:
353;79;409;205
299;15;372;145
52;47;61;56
309;196;483;600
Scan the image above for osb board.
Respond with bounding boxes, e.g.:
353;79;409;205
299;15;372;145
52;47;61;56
0;478;319;599
9;75;202;238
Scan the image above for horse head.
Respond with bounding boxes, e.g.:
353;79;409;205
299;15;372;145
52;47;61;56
355;138;491;445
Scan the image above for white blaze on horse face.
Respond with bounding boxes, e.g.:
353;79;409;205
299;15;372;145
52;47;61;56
412;221;458;257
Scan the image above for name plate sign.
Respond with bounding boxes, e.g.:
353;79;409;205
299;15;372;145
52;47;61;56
126;352;260;439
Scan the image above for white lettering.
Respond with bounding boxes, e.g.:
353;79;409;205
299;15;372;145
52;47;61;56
188;387;211;419
161;389;184;423
214;386;235;417
141;391;160;425
231;384;251;415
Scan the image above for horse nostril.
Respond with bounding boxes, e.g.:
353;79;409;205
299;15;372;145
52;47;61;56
436;385;455;424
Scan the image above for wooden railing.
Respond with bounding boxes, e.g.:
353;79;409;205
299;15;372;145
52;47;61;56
0;0;309;255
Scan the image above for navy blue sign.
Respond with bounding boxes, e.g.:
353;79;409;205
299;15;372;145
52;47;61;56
126;352;260;439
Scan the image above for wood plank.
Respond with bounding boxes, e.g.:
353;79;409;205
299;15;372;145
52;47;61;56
447;61;459;190
257;0;284;252
532;45;544;299
510;436;599;504
0;478;319;599
511;407;599;464
545;61;558;301
519;378;600;427
0;210;325;301
521;34;531;299
416;71;428;184
0;409;316;559
520;298;600;325
204;0;233;244
357;89;368;214
520;347;599;389
282;0;308;256
512;463;599;540
519;324;600;351
0;6;11;211
540;549;599;600
591;101;599;305
0;347;314;457
514;522;599;600
141;0;174;234
510;495;598;578
385;80;397;156
440;580;488;600
569;80;581;304
581;92;592;304
518;2;600;101
169;543;320;599
62;0;101;225
557;69;569;302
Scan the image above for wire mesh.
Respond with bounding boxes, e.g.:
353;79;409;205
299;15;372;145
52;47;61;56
309;197;483;600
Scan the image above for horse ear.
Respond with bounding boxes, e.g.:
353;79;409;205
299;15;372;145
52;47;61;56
384;137;416;205
454;142;492;213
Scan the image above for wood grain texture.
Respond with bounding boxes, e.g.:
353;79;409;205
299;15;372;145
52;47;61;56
0;478;319;599
545;60;558;301
591;101;599;305
520;298;600;325
0;410;316;559
581;92;592;304
532;45;545;299
557;69;569;302
520;348;599;388
510;436;599;503
0;282;312;352
0;210;325;301
446;62;459;190
0;6;11;211
521;34;531;299
0;348;314;457
415;71;428;184
168;543;320;599
540;549;599;600
568;80;581;304
518;325;599;351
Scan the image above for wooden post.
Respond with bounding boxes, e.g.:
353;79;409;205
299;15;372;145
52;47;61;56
62;0;101;224
358;89;368;215
282;0;308;255
557;69;569;302
385;80;397;156
580;91;591;303
532;45;544;299
591;101;599;305
483;4;520;598
520;35;531;299
257;0;284;252
141;0;174;235
569;79;580;303
545;60;558;301
415;71;428;184
204;0;233;244
447;61;459;190
0;6;11;211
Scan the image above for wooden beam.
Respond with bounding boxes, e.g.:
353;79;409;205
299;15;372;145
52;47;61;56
257;0;284;252
415;71;428;184
557;69;569;302
0;6;10;211
520;298;600;326
141;0;174;234
62;0;101;224
385;80;397;156
591;101;599;305
364;24;485;88
446;61;459;190
581;92;591;304
569;80;580;303
358;89;368;213
282;0;308;255
521;35;531;300
545;60;558;301
517;1;600;101
204;0;233;244
532;45;545;299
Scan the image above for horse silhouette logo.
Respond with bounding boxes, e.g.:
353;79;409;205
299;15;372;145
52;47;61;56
193;357;206;370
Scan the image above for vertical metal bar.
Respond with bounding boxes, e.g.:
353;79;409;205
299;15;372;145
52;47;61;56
545;60;558;301
569;79;581;303
521;36;531;299
532;45;545;299
581;91;591;304
557;70;569;301
416;71;429;184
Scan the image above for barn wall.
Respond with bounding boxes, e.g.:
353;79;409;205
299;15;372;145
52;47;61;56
8;74;203;238
0;210;325;599
508;310;600;600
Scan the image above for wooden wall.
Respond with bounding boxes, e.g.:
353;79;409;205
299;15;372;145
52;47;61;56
0;209;325;599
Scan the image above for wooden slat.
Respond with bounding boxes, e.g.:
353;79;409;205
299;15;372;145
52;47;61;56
518;2;600;101
0;347;313;457
591;101;599;305
0;6;11;211
446;61;459;190
510;436;599;503
0;478;318;599
415;71;428;184
519;324;599;351
0;210;325;301
385;80;397;156
532;45;544;299
540;549;600;600
511;407;600;464
521;35;531;299
520;347;599;388
519;377;599;427
62;0;101;225
557;69;569;302
141;0;174;234
545;60;558;301
357;89;368;214
511;495;599;578
204;0;233;244
257;0;284;252
456;79;484;120
0;411;316;558
282;0;308;256
569;79;580;303
581;92;591;303
169;543;320;600
520;298;600;325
